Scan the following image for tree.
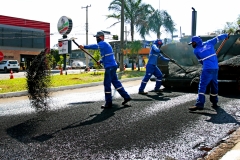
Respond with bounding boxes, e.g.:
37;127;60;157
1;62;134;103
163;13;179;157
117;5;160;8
107;0;154;41
136;9;176;40
237;14;240;26
162;11;177;40
224;22;239;34
50;49;60;68
215;15;240;34
137;9;162;39
127;40;142;70
88;50;101;69
92;50;101;69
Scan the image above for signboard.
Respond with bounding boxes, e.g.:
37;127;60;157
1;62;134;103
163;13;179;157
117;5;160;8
58;40;71;54
57;16;73;35
0;51;4;61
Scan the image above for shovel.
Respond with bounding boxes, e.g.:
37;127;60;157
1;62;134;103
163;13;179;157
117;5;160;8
160;51;188;73
70;37;103;68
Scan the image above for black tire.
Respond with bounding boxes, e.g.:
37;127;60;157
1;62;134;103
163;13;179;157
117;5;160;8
4;67;8;73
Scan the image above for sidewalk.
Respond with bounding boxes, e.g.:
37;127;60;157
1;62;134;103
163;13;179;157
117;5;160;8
1;77;240;159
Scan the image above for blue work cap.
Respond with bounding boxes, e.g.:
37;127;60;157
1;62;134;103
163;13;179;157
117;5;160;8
188;36;202;45
93;31;104;37
153;39;163;46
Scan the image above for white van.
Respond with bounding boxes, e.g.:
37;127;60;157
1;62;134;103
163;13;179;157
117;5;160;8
71;61;86;69
0;60;20;73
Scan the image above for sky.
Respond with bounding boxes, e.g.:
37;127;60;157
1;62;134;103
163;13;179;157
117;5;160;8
1;0;239;49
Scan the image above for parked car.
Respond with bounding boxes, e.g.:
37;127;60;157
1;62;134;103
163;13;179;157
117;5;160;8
71;61;86;69
88;62;96;69
55;64;72;70
0;60;20;73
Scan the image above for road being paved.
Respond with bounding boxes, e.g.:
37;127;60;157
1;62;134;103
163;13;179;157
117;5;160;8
0;80;240;159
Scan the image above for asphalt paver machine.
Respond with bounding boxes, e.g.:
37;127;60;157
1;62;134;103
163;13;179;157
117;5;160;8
154;34;240;93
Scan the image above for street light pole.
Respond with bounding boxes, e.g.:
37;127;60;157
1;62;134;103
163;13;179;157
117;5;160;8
82;4;91;68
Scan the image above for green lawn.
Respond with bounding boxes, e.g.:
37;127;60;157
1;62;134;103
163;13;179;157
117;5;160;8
0;70;145;94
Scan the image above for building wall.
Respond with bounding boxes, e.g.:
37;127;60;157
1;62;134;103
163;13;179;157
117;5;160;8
1;48;41;61
0;15;50;69
0;15;50;48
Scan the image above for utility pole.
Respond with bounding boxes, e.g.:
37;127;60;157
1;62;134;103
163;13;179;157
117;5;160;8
124;26;128;41
120;0;124;71
159;0;160;10
82;4;91;68
180;26;182;38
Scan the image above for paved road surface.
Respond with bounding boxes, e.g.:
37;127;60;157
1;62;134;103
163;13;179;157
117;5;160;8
0;80;240;159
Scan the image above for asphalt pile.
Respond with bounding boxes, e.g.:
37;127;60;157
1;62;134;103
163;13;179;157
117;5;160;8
219;55;240;67
26;48;51;112
168;63;202;79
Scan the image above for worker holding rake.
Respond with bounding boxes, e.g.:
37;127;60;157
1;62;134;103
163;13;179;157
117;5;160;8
188;34;229;111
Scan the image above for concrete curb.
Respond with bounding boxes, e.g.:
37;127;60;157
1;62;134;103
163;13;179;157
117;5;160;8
0;77;142;98
204;127;240;160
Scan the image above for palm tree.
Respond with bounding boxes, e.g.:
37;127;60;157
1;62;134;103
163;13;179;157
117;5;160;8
137;9;162;39
137;9;177;40
107;0;154;41
162;10;177;40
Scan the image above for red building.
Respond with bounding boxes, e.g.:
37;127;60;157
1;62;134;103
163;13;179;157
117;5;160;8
0;15;50;70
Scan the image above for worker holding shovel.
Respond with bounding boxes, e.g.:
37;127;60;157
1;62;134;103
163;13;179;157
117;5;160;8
78;31;132;109
188;33;229;111
138;39;175;95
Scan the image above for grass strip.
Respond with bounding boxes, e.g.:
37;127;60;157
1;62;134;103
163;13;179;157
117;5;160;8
0;70;145;93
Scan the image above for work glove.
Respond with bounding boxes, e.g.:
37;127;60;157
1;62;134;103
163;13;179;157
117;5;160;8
170;59;176;63
79;45;84;49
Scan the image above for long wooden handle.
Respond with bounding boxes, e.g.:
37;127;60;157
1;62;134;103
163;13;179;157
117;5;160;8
216;33;230;55
72;40;103;68
161;51;187;72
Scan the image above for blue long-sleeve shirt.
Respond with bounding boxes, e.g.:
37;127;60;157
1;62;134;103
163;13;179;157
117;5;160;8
193;34;228;70
84;40;117;68
147;44;170;65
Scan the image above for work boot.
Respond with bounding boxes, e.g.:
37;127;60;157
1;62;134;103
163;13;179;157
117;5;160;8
154;89;163;93
211;103;219;109
189;106;203;111
101;102;112;109
122;97;132;105
138;91;148;95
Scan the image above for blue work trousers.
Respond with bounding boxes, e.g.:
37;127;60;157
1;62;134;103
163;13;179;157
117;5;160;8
139;64;163;92
196;69;218;107
104;66;130;104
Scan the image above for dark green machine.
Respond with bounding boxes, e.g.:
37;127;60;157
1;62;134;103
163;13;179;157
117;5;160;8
156;34;240;92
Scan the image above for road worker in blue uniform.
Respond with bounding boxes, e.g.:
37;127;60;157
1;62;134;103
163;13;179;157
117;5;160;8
188;34;229;111
138;39;174;95
79;31;132;108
